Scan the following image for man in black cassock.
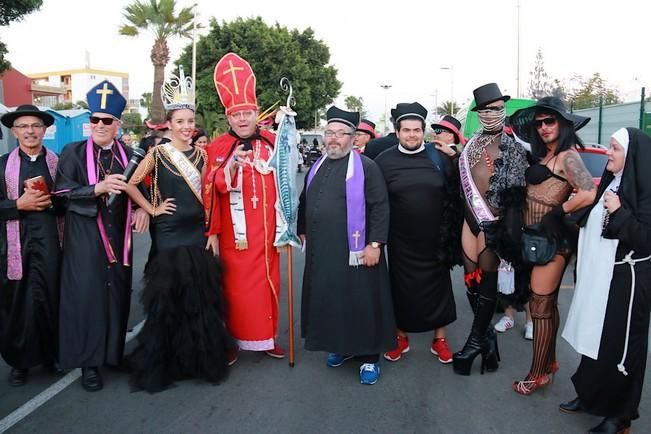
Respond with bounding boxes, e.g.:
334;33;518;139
55;80;149;391
298;106;395;386
0;106;61;386
375;103;463;365
362;107;399;160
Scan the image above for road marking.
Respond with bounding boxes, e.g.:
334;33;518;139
0;319;145;434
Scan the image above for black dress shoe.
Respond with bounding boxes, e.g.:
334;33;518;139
8;368;28;387
81;367;103;392
588;417;631;433
559;397;584;414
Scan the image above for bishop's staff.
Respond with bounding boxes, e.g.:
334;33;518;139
268;78;301;366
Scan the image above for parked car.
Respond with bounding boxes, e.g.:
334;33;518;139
577;144;608;186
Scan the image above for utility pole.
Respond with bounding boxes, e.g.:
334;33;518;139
380;84;392;134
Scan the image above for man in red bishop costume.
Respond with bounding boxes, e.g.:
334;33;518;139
203;52;283;364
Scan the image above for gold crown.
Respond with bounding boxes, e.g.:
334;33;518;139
161;66;195;110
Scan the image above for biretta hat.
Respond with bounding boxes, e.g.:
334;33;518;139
86;80;126;119
510;96;590;143
326;106;360;129
356;119;377;138
431;115;466;145
470;83;510;111
214;52;258;115
1;104;54;128
391;102;428;123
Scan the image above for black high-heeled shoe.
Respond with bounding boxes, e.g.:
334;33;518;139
484;329;500;372
587;417;631;434
453;334;488;375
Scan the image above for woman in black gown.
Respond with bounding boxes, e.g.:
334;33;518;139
561;128;651;433
124;105;232;393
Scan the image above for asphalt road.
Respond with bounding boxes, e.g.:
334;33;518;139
1;206;650;433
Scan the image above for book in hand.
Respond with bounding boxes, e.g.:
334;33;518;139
23;176;50;195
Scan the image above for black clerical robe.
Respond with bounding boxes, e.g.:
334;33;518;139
55;140;133;369
298;154;396;355
0;149;61;369
375;146;462;332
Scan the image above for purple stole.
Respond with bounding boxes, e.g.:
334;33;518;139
307;151;366;266
85;138;132;266
5;147;59;280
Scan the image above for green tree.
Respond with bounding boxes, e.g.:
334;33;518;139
437;100;460;116
195;110;227;137
119;0;195;123
344;95;367;118
174;17;342;130
550;79;567;102
0;0;43;72
527;48;552;99
74;100;88;109
51;102;73;110
140;91;152;119
121;112;145;135
569;73;620;110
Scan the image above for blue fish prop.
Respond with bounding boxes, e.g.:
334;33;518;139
269;105;301;248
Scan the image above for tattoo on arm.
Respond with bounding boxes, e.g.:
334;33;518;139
563;151;596;191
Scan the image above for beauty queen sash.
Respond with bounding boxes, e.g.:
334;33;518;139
459;137;497;225
307;151;366;266
159;143;203;204
5;147;59;280
85;138;132;266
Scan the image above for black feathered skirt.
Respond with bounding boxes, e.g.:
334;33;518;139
126;245;234;393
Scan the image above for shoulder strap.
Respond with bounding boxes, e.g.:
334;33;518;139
424;143;446;183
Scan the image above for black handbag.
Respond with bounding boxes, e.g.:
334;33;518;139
521;224;557;265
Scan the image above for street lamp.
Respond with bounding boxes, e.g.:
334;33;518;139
380;84;392;134
440;66;454;112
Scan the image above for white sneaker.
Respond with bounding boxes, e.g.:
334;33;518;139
524;321;533;340
494;316;514;333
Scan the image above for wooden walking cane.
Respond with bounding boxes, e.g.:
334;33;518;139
286;245;295;367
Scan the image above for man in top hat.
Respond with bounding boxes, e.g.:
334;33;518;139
363;111;399;160
431;115;466;154
452;83;528;376
354;119;376;154
203;53;284;363
298;106;395;385
375;102;463;365
55;80;149;391
0;105;62;386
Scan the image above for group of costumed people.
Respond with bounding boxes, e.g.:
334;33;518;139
0;50;649;432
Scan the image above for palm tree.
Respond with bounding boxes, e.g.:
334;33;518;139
119;0;194;123
437;100;460;116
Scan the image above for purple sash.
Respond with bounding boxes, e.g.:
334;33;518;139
307;151;366;266
459;139;497;224
5;147;59;280
85;138;132;266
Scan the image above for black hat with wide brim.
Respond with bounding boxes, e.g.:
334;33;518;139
510;96;590;143
470;83;510;111
1;104;54;128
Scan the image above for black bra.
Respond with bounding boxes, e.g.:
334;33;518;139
525;164;568;185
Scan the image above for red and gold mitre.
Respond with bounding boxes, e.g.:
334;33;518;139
213;52;258;115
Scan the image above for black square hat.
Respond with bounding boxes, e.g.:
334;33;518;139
391;102;427;123
326;106;360;129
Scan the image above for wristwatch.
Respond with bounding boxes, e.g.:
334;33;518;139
370;242;382;249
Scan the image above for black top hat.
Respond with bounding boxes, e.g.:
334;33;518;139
510;96;590;143
470;83;510;111
431;115;465;144
326;106;360;129
391;102;428;123
1;104;55;128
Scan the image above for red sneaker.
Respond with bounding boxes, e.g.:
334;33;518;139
383;335;410;362
227;348;239;366
265;344;285;359
431;338;453;364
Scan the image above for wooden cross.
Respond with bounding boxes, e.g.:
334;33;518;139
352;230;361;249
223;60;244;95
96;83;114;110
251;195;259;209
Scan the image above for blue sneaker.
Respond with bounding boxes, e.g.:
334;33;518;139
326;353;353;367
359;363;381;385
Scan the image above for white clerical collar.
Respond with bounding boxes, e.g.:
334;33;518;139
98;143;114;151
398;143;425;154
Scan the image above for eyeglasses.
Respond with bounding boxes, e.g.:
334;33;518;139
478;105;504;112
433;128;451;135
13;123;45;130
534;117;557;128
228;110;255;120
324;130;353;138
90;116;116;125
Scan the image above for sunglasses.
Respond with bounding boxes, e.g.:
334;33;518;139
534;117;557;128
433;128;451;135
478;105;504;112
90;116;116;125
